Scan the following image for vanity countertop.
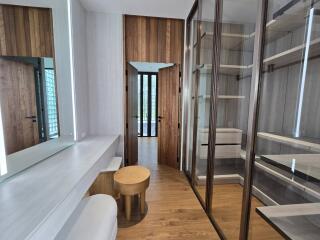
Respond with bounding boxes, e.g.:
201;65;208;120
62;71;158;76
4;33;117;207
257;203;320;240
0;135;119;240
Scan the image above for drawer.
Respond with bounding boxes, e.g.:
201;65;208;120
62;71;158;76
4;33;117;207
199;145;241;159
198;130;242;145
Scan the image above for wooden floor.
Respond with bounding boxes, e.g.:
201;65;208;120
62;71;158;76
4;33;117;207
197;184;283;240
117;138;219;240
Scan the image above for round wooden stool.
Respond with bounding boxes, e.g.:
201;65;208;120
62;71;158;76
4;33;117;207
114;166;150;220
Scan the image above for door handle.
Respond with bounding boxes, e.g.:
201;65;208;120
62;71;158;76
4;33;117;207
26;116;37;122
158;116;163;123
25;116;37;119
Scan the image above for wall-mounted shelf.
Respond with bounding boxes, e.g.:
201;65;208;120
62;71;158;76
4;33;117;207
200;31;253;51
197;64;253;76
199;95;245;100
263;37;320;69
257;132;320;153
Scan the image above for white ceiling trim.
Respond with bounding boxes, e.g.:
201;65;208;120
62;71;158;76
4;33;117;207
80;0;195;19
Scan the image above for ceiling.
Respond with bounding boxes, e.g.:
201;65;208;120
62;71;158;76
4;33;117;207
130;62;174;72
80;0;195;19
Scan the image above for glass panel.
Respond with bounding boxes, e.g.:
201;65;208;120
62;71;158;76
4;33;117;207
193;0;216;207
151;74;157;136
142;74;148;137
208;0;258;239
249;1;320;239
185;8;199;178
138;74;141;136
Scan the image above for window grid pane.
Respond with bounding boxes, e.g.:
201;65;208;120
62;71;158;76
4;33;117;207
142;75;148;136
151;75;157;136
45;69;58;138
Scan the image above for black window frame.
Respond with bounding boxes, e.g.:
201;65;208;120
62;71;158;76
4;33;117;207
138;72;158;137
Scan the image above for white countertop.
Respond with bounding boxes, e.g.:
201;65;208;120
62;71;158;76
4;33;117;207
0;135;119;240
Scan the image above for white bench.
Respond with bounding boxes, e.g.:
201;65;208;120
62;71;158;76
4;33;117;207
57;194;117;240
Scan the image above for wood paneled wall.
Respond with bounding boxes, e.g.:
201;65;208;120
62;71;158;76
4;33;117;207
0;5;54;57
125;15;184;64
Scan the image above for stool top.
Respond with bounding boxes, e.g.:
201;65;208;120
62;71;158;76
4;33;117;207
114;166;150;185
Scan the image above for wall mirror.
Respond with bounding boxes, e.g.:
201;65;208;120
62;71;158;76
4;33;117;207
0;1;75;181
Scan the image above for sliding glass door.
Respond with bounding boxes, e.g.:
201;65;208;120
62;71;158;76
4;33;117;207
138;72;158;137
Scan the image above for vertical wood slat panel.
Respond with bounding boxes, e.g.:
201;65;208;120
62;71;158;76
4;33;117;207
148;17;158;62
0;6;6;55
0;4;53;57
125;15;184;64
14;7;27;56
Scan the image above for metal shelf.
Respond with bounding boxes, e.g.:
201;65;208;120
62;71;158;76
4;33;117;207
199;95;245;100
263;37;320;70
197;64;253;76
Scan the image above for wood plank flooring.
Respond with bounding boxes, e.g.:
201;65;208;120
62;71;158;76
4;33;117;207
117;138;219;240
197;184;284;240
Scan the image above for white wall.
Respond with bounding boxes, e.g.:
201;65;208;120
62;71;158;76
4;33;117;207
86;12;124;155
70;0;90;140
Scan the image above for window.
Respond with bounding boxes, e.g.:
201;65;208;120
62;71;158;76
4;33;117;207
44;69;58;138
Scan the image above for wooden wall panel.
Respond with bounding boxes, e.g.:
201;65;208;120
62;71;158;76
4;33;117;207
0;5;53;57
125;15;184;64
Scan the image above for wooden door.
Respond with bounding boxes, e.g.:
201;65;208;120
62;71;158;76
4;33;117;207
126;63;139;165
158;65;180;168
0;58;39;154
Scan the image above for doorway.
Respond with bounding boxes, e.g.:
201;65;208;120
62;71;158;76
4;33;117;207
126;62;180;168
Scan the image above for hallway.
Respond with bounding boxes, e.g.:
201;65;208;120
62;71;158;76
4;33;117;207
117;138;219;239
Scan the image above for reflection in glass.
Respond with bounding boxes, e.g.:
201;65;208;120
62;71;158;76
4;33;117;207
0;56;59;155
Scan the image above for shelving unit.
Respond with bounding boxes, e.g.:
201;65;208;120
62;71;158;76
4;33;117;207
196;2;320;73
194;19;253;181
185;0;320;239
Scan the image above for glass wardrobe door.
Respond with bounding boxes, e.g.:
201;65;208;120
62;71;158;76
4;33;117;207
208;0;258;239
249;0;320;239
193;0;216;207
